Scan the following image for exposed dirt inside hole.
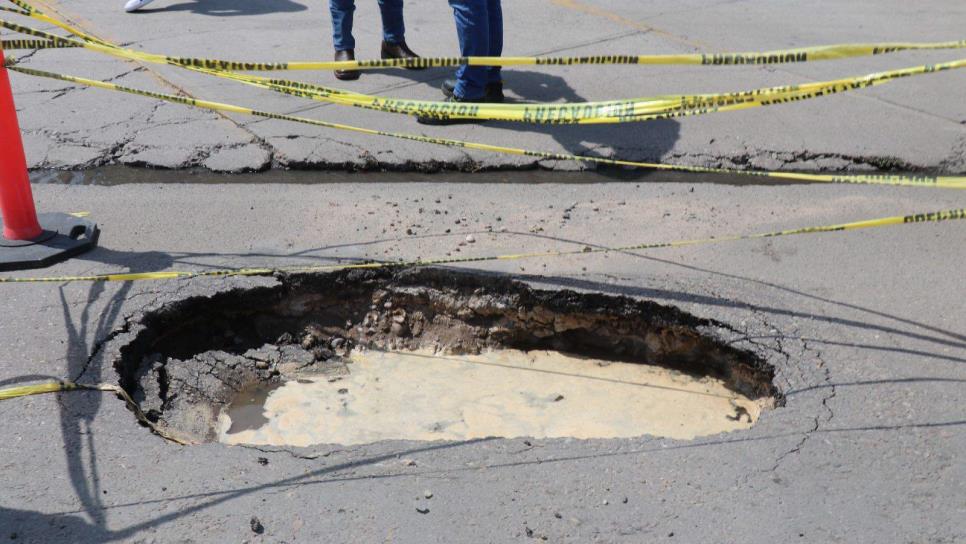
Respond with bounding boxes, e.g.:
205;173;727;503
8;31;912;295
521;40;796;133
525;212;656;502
115;268;778;445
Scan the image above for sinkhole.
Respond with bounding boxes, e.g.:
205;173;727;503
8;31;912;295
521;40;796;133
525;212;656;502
114;268;778;446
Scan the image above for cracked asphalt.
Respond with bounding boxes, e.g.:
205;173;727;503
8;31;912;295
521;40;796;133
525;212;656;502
1;0;965;542
4;0;966;172
1;180;964;542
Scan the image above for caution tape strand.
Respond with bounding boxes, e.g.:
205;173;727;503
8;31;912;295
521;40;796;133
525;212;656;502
3;17;965;125
7;63;966;190
0;380;194;444
1;207;962;284
3;0;964;70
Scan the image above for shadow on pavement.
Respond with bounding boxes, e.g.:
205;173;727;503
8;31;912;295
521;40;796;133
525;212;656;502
27;418;966;541
137;0;307;16
0;507;113;543
325;67;682;170
3;439;493;542
53;249;152;531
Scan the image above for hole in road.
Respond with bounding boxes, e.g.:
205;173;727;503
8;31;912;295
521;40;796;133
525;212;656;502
115;268;777;446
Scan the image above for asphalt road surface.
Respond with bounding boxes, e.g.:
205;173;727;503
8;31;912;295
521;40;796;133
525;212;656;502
1;180;964;542
4;0;966;172
1;1;964;542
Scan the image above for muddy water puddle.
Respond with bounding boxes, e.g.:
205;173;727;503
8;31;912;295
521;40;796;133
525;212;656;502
219;349;766;447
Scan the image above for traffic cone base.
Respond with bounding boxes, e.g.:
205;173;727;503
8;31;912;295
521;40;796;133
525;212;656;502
0;212;99;271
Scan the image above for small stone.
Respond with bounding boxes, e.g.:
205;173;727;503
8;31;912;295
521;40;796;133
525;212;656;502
276;332;293;345
330;338;346;349
416;506;430;514
423;490;433;499
406;228;414;235
257;457;269;466
554;512;562;519
312;347;334;361
338;388;349;394
553;394;564;402
622;497;628;504
301;335;316;349
562;213;571;220
602;499;609;505
250;517;264;534
465;234;476;243
254;360;269;370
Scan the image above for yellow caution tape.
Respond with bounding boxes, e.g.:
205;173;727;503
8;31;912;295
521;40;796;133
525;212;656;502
2;207;962;284
0;380;81;399
193;58;966;124
7;64;966;190
3;18;965;125
0;380;193;444
1;38;75;50
3;11;963;187
4;0;965;70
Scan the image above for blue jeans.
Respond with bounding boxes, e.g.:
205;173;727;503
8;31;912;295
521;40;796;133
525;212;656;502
448;0;503;99
330;0;405;51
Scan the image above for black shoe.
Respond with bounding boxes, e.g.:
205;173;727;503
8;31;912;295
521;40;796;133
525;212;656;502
381;40;425;70
441;79;504;103
334;49;359;81
416;95;487;125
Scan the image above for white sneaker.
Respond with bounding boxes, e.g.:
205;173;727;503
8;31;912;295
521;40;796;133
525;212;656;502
124;0;155;12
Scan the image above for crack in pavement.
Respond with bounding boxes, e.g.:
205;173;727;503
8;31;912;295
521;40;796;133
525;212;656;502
71;280;192;383
763;338;835;473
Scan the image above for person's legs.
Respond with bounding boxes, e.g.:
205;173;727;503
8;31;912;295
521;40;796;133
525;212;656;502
329;0;356;51
378;0;423;65
485;0;502;86
449;0;489;100
377;0;405;45
330;0;360;80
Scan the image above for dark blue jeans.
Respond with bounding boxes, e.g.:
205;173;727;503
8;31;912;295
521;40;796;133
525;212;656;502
330;0;405;51
448;0;503;99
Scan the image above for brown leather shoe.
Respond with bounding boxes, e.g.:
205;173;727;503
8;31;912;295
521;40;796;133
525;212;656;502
380;40;425;70
334;49;360;81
